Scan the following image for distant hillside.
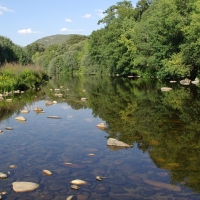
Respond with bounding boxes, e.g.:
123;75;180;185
32;34;83;47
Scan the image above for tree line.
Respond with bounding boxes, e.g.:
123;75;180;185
1;0;200;80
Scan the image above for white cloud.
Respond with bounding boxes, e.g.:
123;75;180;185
0;5;14;15
65;18;72;23
95;9;105;18
83;14;92;19
60;28;84;32
17;28;41;34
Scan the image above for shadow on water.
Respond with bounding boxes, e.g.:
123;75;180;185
1;75;200;199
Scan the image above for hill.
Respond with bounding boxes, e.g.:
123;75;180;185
32;34;83;47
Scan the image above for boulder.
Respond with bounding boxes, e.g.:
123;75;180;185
107;138;133;148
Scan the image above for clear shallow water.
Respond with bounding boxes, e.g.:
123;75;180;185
0;76;200;199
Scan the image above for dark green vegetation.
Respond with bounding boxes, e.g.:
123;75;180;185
1;0;200;79
0;63;48;92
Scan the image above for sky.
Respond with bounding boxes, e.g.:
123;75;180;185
0;0;137;47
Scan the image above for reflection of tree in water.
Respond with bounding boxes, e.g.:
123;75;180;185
0;89;46;122
48;75;200;193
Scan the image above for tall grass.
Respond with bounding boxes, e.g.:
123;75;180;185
0;63;48;93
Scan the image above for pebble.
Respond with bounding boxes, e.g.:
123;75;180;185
66;195;74;200
71;179;87;185
43;170;52;175
88;153;95;156
21;109;29;113
71;185;80;190
96;176;106;181
0;130;3;133
9;165;17;169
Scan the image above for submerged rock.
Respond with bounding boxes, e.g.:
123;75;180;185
9;165;17;169
107;138;133;148
12;181;39;192
21;109;29;113
5;127;13;130
71;185;80;190
144;179;181;192
47;116;61;119
34;107;43;112
66;195;74;200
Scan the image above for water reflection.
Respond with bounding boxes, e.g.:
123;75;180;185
0;76;200;199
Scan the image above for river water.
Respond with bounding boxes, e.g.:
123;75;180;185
0;75;200;199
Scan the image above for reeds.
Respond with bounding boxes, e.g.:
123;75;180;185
0;63;48;92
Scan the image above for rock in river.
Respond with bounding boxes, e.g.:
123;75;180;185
21;109;30;113
12;181;39;192
71;179;87;185
15;116;26;121
107;138;133;148
0;172;7;179
43;169;52;175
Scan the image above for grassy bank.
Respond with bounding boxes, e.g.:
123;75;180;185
0;63;48;93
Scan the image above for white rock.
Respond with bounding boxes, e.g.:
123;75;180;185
70;179;87;185
96;123;106;128
161;87;172;92
43;170;52;175
21;109;29;113
53;101;57;104
0;172;7;179
15;116;26;121
107;138;133;147
12;182;39;192
66;195;74;200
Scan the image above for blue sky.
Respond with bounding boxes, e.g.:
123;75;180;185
0;0;137;47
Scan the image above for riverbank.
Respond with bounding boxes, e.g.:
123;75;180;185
0;63;48;93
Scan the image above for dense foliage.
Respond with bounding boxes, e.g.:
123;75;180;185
88;0;200;79
1;0;200;79
0;36;30;66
